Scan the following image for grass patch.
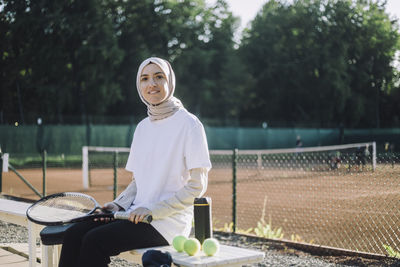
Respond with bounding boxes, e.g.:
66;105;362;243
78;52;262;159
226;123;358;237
383;244;400;258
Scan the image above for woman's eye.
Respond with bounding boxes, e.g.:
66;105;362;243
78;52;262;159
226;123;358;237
141;77;148;81
156;75;164;80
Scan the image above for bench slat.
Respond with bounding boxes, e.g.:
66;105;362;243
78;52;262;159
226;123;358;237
0;198;265;267
123;244;264;267
0;198;44;267
0;199;31;217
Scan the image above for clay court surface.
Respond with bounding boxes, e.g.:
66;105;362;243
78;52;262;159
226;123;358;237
2;168;133;203
2;164;400;255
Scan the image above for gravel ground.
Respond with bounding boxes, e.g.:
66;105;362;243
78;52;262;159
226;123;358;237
0;221;398;267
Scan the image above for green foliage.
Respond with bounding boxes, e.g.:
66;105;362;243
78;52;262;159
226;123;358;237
214;195;316;243
1;0;399;128
253;195;284;239
0;0;124;122
239;0;400;128
383;244;400;258
290;234;314;244
9;154;82;168
213;221;253;235
254;218;284;239
172;0;242;120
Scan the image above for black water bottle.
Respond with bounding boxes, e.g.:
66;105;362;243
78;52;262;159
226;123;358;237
194;197;212;244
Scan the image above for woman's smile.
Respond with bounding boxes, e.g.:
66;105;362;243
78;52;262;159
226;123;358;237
140;63;169;105
148;89;160;94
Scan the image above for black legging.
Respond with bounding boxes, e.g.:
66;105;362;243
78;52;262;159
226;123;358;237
58;220;169;267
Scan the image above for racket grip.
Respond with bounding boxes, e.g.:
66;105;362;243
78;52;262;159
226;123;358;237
114;211;130;220
114;211;153;224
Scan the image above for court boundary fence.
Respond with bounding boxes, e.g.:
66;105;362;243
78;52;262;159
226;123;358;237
82;142;377;231
82;146;130;198
82;142;376;189
3;142;397;256
0;149;46;198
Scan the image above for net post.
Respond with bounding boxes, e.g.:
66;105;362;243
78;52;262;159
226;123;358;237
0;152;9;193
232;148;238;233
42;150;47;196
2;153;8;173
257;152;262;168
82;146;89;190
113;151;118;199
372;141;376;171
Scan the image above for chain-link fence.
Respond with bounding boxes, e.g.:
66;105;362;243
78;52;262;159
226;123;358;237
2;143;399;256
85;147;131;199
0;150;129;203
208;145;400;256
1;151;85;199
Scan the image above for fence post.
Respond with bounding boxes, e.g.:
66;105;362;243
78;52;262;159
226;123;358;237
8;164;42;198
42;150;47;196
372;141;376;171
113;151;118;199
232;148;238;233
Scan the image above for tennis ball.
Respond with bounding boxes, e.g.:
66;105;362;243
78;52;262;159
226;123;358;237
183;238;201;256
202;238;220;256
172;235;187;252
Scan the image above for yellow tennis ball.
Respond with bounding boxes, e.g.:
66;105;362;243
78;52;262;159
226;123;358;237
172;235;187;252
202;238;220;256
183;238;201;256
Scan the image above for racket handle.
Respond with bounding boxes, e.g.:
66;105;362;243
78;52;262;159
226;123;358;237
114;211;153;224
114;211;130;220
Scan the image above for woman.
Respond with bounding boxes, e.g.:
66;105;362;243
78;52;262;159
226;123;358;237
59;57;212;267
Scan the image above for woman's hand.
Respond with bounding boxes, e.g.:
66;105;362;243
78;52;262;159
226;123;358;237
94;202;120;222
103;202;120;212
129;207;152;224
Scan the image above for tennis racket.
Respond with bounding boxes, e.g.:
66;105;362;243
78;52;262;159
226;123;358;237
26;192;152;226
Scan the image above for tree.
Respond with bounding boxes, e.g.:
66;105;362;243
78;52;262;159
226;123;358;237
239;0;400;127
200;0;245;123
2;0;398;128
343;0;400;127
173;0;243;123
107;0;241;123
105;0;215;118
0;0;123;123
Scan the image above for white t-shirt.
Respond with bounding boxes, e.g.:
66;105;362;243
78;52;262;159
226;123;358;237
125;108;211;243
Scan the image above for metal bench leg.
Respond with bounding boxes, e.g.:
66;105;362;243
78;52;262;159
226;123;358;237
40;224;72;267
42;245;53;267
56;245;62;264
28;221;39;267
41;244;61;267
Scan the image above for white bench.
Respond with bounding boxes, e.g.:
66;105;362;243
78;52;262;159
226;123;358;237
119;244;265;267
40;226;265;267
0;198;44;267
0;198;264;267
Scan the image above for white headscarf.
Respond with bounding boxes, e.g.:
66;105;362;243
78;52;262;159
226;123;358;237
136;57;183;121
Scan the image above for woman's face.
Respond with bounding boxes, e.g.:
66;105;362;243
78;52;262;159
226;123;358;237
139;63;168;105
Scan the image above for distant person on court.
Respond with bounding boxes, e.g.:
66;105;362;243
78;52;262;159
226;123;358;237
355;145;369;171
58;57;212;267
294;135;302;166
295;135;302;148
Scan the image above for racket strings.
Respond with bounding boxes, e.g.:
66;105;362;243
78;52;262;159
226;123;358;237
28;194;97;222
44;196;94;212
